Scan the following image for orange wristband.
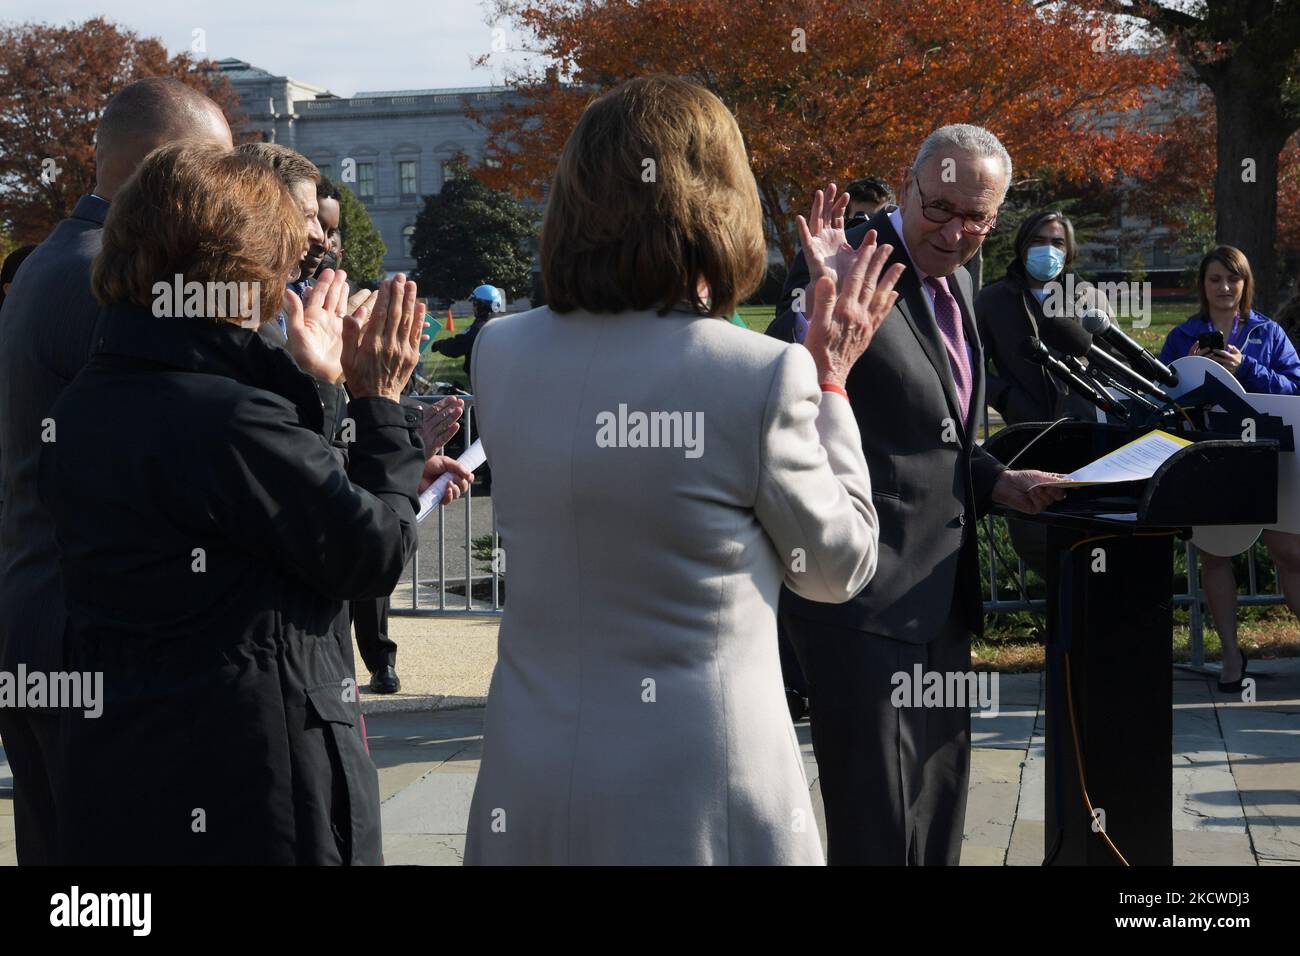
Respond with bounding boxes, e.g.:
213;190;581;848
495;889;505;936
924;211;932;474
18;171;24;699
820;382;849;400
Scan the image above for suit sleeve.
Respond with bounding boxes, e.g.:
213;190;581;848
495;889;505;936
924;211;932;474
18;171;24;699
767;246;813;342
211;391;425;601
970;443;1007;518
754;345;879;604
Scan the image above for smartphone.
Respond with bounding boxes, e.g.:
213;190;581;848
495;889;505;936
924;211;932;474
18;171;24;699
1197;330;1225;351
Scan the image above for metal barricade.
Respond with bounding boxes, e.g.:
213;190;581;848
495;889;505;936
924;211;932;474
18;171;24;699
394;395;504;617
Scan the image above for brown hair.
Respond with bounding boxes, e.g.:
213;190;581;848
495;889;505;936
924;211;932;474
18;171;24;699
1197;245;1254;320
234;141;320;191
93;142;305;324
540;75;766;317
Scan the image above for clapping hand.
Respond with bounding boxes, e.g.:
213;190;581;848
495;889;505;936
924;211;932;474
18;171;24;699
341;273;425;403
419;396;464;453
283;268;348;383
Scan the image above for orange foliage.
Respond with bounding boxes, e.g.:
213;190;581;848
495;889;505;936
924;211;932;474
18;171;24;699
0;17;245;243
476;0;1181;264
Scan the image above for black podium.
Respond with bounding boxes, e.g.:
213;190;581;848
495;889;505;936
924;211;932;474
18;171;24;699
983;421;1278;865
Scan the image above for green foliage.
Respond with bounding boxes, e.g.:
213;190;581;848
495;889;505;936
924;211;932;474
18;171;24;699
410;161;538;303
337;184;385;283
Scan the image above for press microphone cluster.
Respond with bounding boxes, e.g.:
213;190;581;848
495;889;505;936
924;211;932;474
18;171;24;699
1079;309;1178;387
1037;310;1174;408
1019;336;1128;420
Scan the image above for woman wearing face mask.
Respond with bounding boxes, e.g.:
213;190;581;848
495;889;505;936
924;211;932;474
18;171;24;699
975;210;1108;576
976;210;1109;428
1158;246;1300;692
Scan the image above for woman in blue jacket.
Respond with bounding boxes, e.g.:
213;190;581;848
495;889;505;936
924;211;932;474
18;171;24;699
1159;245;1300;691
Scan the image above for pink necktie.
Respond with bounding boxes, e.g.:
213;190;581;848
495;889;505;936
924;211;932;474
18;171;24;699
924;275;973;422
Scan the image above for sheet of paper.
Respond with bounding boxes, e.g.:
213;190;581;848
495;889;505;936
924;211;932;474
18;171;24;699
417;438;486;523
1031;429;1193;489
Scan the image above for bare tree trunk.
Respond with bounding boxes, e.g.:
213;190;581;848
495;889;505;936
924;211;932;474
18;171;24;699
1209;61;1290;313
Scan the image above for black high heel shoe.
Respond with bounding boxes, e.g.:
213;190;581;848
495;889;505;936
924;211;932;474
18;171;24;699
1217;649;1248;693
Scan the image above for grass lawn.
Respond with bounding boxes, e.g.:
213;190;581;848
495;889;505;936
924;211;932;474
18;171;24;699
735;299;1198;346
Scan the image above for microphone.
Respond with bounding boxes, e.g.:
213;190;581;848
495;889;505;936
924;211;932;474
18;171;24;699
1084;338;1175;404
1020;338;1128;420
1080;309;1178;386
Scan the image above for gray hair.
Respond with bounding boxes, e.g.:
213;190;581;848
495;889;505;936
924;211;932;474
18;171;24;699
912;124;1012;200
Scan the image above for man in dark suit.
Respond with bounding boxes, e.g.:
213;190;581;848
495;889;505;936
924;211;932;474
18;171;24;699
768;125;1063;865
0;78;231;863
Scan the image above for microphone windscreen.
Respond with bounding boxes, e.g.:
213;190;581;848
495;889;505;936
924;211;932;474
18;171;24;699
1037;314;1093;358
1080;309;1110;336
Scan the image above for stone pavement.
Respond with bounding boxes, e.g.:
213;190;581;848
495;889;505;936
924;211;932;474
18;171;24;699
3;616;1298;865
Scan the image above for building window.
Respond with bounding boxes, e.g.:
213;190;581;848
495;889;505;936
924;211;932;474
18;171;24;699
403;225;416;257
399;160;418;196
441;161;459;184
315;162;332;181
358;162;375;198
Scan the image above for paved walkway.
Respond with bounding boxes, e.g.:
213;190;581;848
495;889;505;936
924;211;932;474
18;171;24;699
3;618;1297;865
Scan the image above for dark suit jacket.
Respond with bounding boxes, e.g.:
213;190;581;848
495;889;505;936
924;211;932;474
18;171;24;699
0;194;109;673
767;211;1005;642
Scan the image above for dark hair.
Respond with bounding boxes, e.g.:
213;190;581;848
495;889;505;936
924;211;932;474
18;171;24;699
1014;210;1078;267
0;243;38;311
1196;246;1253;321
317;176;341;202
846;177;893;206
540;75;765;317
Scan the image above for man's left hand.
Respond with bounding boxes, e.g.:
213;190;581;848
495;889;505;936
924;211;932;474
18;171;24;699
992;469;1068;515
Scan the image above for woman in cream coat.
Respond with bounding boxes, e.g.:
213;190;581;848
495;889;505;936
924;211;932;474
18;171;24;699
464;76;905;865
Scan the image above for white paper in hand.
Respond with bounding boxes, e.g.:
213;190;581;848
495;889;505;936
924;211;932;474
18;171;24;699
417;438;486;523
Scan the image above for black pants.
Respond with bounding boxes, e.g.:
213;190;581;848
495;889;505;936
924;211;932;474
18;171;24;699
783;606;972;865
349;596;395;674
0;708;63;864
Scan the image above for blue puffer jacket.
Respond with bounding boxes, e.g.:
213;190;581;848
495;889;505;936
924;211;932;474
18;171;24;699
1159;310;1300;396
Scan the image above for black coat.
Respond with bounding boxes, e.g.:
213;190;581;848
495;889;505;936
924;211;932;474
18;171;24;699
767;211;1005;642
974;261;1102;426
39;303;425;864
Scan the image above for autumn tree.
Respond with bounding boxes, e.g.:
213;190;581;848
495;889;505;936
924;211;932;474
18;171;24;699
1071;1;1300;310
0;17;244;243
475;0;1180;269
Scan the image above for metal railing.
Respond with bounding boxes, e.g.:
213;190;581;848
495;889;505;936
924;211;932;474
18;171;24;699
394;401;1289;660
977;405;1286;667
395;395;503;617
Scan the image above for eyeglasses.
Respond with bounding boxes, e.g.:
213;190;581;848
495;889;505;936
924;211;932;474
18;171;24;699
912;179;998;236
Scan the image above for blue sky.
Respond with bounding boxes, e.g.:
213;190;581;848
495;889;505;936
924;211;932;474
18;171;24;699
4;0;544;95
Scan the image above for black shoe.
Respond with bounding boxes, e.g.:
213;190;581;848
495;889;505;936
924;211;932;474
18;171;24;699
1217;650;1248;693
369;666;401;694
